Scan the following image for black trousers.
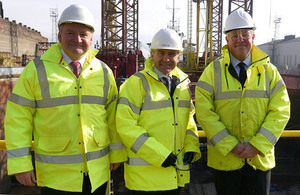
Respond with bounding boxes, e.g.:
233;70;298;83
40;174;107;195
210;163;271;195
129;188;179;195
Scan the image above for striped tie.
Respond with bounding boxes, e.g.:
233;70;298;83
70;61;81;78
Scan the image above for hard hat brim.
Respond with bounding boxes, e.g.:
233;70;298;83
58;21;95;32
224;27;256;34
150;47;183;52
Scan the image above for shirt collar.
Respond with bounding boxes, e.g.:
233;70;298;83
61;48;86;67
230;53;252;68
153;65;172;80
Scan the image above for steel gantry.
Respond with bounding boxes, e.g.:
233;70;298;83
210;0;223;56
228;0;253;16
99;0;142;78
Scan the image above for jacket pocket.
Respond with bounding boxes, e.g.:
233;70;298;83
93;132;110;147
38;136;71;152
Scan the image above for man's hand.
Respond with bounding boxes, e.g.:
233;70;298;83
183;152;194;165
161;153;177;167
239;142;259;158
15;171;36;186
110;163;121;171
231;143;246;157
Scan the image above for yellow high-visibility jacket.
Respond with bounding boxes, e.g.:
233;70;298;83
195;45;290;171
4;43;127;192
116;58;201;191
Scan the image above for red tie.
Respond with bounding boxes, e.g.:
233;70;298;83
70;61;81;78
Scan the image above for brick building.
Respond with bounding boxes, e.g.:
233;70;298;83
0;1;47;192
0;6;48;67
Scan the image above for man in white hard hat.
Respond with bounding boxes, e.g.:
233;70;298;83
116;28;201;194
4;4;126;194
195;9;290;195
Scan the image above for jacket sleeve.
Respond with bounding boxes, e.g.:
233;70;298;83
249;65;290;156
195;62;239;156
104;65;127;163
4;61;37;175
184;101;201;161
116;75;171;167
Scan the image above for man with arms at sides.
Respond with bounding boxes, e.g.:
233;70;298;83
5;4;126;195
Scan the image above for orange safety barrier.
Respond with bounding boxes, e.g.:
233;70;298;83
0;131;300;150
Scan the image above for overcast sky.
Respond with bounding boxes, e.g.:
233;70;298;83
1;0;299;58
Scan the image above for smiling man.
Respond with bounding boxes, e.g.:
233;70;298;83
195;9;290;195
58;23;93;61
116;28;201;194
4;4;126;195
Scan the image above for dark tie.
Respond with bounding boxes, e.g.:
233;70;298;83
161;77;171;92
70;61;81;78
238;62;247;86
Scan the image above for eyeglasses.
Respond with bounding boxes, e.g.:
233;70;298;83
227;30;253;41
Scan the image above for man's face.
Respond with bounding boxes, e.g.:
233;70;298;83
151;49;181;76
58;23;93;60
225;29;255;61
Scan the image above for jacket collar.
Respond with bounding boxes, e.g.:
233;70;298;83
40;42;99;65
221;44;270;67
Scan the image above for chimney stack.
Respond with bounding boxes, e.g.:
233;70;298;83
0;1;3;19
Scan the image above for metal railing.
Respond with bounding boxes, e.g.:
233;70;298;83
1;130;300;150
198;130;300;138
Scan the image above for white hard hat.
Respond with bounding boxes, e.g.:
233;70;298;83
58;4;95;32
151;28;183;51
224;9;256;33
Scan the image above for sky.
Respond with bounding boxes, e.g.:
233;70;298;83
1;0;299;58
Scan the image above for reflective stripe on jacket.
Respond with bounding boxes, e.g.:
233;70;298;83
116;58;201;191
4;43;126;192
195;45;290;171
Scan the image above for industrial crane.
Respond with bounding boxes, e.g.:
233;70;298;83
181;0;254;82
37;0;253;82
96;0;144;81
97;0;254;82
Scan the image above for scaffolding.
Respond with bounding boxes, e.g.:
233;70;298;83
228;0;253;16
99;0;141;78
50;8;58;43
211;0;223;55
101;0;139;56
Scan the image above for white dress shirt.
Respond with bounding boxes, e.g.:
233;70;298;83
61;48;86;74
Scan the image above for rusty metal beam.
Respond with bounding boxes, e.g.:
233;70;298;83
228;0;253;16
101;0;138;55
211;0;223;55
